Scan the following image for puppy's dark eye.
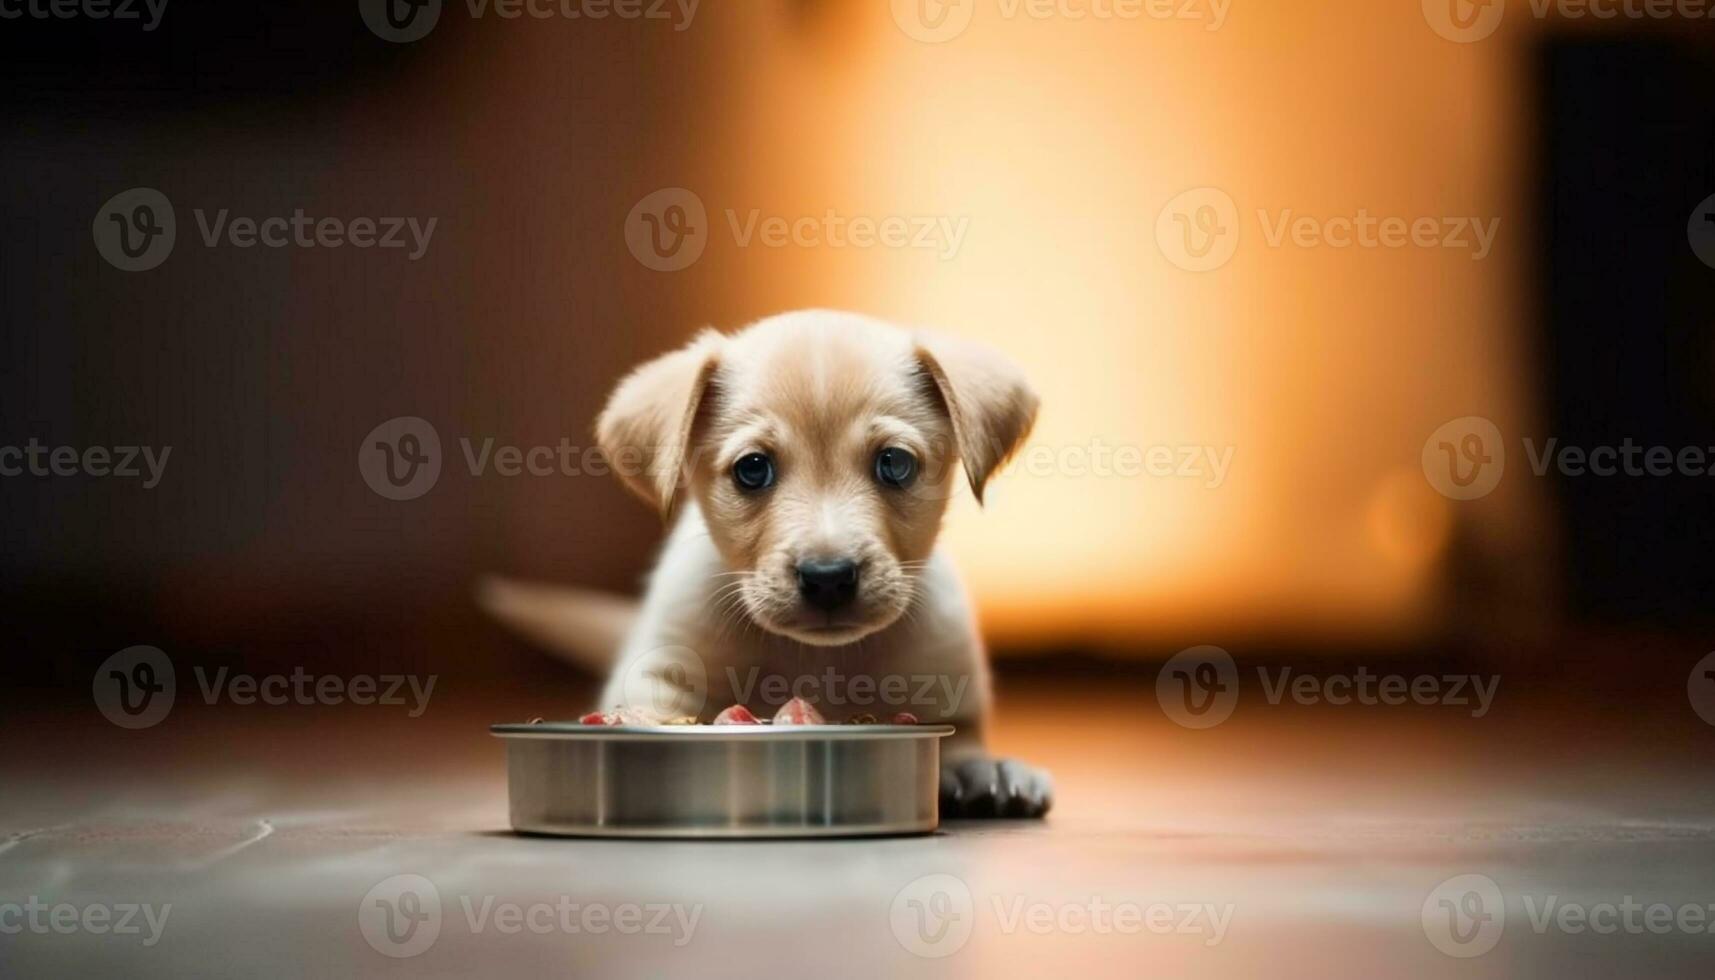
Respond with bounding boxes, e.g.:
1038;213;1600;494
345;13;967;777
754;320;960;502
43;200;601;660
874;447;918;489
732;452;775;491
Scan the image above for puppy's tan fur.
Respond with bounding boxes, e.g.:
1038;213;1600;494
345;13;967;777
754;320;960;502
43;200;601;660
594;310;1034;756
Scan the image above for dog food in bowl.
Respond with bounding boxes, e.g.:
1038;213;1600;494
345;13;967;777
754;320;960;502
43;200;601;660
713;704;761;725
494;711;955;837
578;699;923;726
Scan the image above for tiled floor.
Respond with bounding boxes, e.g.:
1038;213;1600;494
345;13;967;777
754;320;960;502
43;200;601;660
5;678;1714;977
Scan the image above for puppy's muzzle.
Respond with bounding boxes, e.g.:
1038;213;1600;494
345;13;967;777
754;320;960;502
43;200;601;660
796;558;859;612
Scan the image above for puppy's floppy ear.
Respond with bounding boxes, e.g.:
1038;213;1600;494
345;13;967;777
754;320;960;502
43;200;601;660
596;330;722;518
914;333;1039;504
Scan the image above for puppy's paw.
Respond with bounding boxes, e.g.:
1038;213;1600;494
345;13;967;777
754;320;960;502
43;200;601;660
940;757;1052;819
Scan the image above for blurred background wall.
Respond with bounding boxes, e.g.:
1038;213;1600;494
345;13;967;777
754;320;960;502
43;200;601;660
3;0;1712;697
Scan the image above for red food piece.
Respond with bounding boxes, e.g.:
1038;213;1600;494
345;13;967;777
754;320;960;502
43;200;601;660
771;697;826;725
579;707;656;725
714;704;761;725
891;712;919;725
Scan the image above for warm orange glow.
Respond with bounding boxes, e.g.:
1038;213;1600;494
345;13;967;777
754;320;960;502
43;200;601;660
689;2;1549;651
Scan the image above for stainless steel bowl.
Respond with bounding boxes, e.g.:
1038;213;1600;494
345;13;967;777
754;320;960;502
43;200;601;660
491;722;955;838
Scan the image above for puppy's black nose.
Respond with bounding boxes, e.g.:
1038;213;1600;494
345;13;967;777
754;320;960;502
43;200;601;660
796;559;859;612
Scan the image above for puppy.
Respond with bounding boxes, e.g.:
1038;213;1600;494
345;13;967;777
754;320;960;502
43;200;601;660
487;310;1050;818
